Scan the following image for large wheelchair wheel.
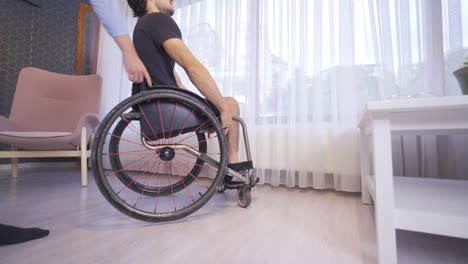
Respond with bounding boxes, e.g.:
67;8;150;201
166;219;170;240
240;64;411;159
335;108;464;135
109;119;207;196
92;88;228;222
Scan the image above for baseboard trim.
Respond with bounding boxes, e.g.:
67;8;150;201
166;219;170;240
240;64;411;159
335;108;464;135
0;162;77;170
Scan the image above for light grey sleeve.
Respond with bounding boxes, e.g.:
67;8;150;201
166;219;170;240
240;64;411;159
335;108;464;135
89;0;127;37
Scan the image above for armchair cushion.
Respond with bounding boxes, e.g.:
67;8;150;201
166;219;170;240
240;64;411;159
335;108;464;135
0;113;100;150
0;131;72;138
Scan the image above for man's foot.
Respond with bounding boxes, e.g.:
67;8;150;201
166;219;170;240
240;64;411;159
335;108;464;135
223;161;253;185
0;224;49;246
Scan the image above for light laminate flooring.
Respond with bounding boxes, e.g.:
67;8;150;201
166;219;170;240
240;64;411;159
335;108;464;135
1;166;467;264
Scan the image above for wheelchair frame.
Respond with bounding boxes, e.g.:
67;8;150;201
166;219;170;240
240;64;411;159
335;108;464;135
92;87;257;222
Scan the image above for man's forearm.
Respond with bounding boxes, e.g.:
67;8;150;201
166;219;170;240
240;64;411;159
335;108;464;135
114;35;137;54
186;65;230;112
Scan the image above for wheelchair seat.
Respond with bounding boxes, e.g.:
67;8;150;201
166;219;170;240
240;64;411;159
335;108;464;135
136;86;218;141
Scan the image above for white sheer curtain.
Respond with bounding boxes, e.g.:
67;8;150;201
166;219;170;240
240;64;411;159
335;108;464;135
173;0;362;191
96;0;468;192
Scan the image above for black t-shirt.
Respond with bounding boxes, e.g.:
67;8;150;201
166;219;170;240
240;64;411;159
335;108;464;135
132;13;182;93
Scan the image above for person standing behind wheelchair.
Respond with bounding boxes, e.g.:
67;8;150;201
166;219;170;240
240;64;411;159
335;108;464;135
0;0;148;247
90;0;152;86
127;0;245;184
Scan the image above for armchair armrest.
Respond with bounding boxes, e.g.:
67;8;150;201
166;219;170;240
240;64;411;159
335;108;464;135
0;115;18;132
70;113;100;146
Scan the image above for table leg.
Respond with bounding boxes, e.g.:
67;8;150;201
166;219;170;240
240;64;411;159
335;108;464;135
360;128;372;204
372;117;397;264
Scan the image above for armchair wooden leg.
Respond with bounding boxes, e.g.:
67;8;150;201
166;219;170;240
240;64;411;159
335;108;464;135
81;127;87;187
11;145;18;179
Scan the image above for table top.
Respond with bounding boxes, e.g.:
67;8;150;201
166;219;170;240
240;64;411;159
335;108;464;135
358;96;468;128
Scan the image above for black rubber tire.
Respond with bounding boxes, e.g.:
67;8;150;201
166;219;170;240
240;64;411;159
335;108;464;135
92;88;228;222
109;118;207;196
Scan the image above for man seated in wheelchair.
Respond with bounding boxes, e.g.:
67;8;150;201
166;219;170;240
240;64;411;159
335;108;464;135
127;0;248;184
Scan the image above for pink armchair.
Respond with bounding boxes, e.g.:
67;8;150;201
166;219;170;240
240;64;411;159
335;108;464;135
0;67;102;186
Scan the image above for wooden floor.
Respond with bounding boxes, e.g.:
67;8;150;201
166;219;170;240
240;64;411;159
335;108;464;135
1;166;467;264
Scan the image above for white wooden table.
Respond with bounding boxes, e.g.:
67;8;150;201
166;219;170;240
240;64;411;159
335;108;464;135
358;96;468;264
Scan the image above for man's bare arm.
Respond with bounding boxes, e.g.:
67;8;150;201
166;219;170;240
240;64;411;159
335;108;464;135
163;38;232;130
163;38;227;111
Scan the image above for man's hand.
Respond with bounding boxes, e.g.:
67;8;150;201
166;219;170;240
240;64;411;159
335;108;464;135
114;35;152;86
122;51;152;86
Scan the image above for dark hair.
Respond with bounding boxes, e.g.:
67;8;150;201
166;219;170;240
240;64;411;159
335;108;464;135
127;0;148;18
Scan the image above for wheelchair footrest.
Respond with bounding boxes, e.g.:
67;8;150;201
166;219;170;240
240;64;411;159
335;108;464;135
228;161;253;172
223;182;245;190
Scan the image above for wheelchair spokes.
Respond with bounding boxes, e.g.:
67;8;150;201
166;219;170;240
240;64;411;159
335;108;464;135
92;90;228;222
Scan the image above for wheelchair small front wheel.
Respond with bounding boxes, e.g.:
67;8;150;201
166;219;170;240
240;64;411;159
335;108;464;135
237;186;251;208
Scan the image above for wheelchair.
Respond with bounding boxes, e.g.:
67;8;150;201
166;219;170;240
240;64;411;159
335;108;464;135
91;86;258;222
